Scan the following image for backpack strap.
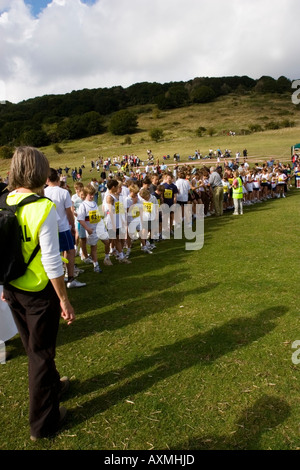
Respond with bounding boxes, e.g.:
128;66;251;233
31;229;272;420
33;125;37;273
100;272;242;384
0;193;45;212
26;243;42;268
17;195;47;267
0;192;15;211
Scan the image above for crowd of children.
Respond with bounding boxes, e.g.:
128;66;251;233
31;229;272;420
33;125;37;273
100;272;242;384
64;159;295;275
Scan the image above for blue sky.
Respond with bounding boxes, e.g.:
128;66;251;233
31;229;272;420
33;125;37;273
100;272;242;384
24;0;50;16
24;0;96;16
0;0;299;103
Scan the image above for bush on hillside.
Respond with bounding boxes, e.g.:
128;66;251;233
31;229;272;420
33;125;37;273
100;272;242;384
149;128;164;142
53;143;64;154
109;110;138;135
0;145;13;159
20;129;50;147
123;135;132;145
196;126;206;137
191;85;216;103
249;124;263;133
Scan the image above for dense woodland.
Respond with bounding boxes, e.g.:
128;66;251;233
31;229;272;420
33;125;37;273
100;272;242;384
0;75;293;154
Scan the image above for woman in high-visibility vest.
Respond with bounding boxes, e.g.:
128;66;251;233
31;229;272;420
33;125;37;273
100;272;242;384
1;147;75;441
232;171;244;215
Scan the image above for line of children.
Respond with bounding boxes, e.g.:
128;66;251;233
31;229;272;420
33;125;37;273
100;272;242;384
67;161;293;272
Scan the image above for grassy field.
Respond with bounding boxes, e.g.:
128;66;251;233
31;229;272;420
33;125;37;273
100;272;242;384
1;185;300;450
1;91;300;451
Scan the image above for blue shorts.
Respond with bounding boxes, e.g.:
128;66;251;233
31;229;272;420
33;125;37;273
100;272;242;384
77;221;86;238
59;230;75;252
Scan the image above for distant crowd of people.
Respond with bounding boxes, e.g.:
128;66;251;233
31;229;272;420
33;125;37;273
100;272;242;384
40;154;297;281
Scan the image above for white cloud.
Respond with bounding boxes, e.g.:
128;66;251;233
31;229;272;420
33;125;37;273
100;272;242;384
0;0;299;103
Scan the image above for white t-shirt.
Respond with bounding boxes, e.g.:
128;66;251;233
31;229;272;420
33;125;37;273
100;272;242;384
222;180;230;193
277;173;287;184
44;185;72;232
175;178;191;202
77;200;99;232
138;194;158;221
125;196;141;224
121;185;130;199
71;193;83;215
77;199;108;243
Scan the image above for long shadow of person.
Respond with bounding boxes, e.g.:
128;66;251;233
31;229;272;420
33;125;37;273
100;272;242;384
170;395;291;450
58;281;219;345
67;305;288;427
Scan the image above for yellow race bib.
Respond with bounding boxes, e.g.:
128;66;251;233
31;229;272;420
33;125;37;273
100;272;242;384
164;189;173;199
89;210;101;224
143;202;153;213
131;206;140;218
115;201;125;215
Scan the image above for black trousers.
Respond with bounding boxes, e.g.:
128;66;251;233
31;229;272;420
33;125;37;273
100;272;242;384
4;282;62;438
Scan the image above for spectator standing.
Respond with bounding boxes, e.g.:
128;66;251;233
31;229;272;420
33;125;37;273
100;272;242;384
2;147;75;441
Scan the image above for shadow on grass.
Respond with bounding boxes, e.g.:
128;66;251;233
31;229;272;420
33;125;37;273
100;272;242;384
67;305;288;427
171;394;290;450
57;280;219;346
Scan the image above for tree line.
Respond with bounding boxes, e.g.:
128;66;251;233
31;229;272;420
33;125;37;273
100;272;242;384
0;75;293;153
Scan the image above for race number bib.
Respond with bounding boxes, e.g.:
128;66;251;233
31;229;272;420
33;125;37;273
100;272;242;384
89;210;101;224
164;189;173;199
143;202;153;213
115;201;125;215
131;206;140;218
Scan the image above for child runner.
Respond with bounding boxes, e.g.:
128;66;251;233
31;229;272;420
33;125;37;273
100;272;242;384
152;184;165;239
77;184;112;272
103;179;131;264
125;184;141;258
71;182;84;256
138;188;159;253
162;171;179;235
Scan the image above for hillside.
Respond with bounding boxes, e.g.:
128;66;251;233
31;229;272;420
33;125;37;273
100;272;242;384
0;89;299;177
0;75;294;148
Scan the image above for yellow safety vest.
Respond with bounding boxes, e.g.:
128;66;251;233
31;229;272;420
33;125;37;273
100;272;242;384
232;177;243;199
6;193;55;292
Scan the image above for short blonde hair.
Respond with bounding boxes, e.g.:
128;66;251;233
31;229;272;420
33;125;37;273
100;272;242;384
129;184;139;195
139;188;150;200
9;147;49;190
84;184;96;196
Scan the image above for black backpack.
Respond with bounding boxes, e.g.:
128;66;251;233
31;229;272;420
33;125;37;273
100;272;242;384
0;193;45;285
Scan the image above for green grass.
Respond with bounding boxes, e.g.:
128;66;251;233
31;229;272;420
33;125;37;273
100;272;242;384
1;188;300;450
1;91;300;450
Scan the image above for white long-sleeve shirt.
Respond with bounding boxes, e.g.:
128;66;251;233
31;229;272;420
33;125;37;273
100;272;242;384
39;206;64;279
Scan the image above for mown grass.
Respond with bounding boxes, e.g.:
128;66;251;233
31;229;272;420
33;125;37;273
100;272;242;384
1;91;299;450
1;187;300;450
